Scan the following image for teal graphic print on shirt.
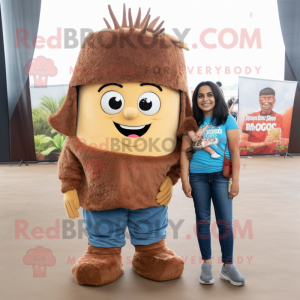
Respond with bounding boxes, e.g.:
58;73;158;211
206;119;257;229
190;115;239;173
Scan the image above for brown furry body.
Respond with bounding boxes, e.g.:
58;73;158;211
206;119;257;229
58;136;182;211
48;7;199;285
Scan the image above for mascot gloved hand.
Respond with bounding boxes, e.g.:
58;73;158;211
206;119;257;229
156;176;173;206
48;4;198;286
63;189;80;219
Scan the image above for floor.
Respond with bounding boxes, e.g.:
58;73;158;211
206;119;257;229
0;155;299;300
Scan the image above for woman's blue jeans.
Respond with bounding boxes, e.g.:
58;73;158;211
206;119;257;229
189;171;234;264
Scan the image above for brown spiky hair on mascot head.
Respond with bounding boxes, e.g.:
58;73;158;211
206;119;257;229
48;4;198;137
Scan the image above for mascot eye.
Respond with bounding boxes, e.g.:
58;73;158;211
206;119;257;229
101;91;124;115
137;92;161;116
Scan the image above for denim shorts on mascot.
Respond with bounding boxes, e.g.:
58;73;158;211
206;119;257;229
48;4;198;286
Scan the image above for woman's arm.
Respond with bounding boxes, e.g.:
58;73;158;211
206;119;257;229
227;128;240;198
181;135;193;198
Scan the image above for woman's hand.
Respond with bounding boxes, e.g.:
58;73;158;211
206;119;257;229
196;124;209;139
188;131;199;143
182;180;193;198
188;124;209;142
229;181;239;199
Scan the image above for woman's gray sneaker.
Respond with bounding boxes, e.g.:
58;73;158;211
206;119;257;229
199;263;214;284
220;263;245;286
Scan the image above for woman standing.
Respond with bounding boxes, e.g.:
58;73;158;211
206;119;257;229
181;81;245;286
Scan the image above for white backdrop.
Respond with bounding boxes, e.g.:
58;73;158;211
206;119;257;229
32;0;285;100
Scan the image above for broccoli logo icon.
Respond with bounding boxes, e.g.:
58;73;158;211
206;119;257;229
24;56;57;88
23;246;56;277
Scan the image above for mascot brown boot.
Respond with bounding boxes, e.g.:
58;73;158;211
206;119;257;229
132;239;184;281
71;243;124;286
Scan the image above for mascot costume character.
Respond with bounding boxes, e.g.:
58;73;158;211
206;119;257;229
48;4;199;286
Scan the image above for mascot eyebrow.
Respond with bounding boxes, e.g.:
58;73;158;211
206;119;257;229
98;83;123;92
98;82;162;93
140;83;162;91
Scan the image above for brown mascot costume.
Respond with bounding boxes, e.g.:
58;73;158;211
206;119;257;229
48;4;199;286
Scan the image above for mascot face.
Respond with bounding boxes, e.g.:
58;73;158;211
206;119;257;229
48;5;191;151
76;82;180;156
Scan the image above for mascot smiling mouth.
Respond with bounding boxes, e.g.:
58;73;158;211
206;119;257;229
113;122;151;138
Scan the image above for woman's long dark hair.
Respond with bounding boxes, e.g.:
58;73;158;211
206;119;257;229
192;81;229;126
